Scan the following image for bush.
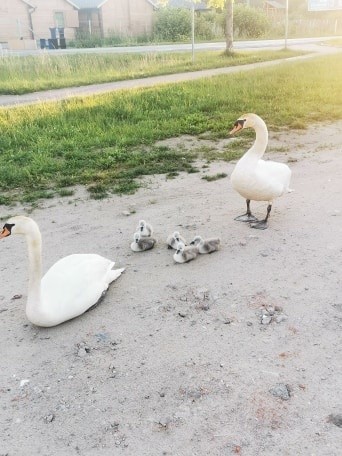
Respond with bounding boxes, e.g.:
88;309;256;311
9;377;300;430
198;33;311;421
153;7;191;42
195;11;224;40
233;5;271;38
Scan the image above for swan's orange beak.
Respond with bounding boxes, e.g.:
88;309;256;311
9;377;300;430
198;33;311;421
230;125;240;135
230;119;245;135
0;226;11;239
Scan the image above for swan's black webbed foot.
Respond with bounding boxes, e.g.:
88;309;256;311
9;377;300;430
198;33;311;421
235;199;258;222
234;213;259;223
250;220;268;230
250;204;272;230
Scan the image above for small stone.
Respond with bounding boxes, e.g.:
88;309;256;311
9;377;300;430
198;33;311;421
122;211;131;216
275;315;287;324
247;321;253;326
159;391;166;398
76;342;90;357
200;303;210;311
11;294;22;300
266;306;275;315
77;347;88;357
178;311;187;318
274;305;283;312
328;414;342;427
261;315;272;325
158;417;171;428
111;422;120;432
44;414;55;423
269;383;291;400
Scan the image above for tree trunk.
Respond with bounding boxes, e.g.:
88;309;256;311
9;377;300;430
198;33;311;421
225;0;233;54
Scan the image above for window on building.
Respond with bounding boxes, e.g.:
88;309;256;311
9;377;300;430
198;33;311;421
54;12;65;28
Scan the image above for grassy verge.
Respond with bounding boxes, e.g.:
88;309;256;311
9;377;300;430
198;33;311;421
324;38;342;47
0;54;341;206
0;49;304;95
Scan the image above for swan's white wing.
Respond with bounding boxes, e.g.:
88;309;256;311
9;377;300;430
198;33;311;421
257;160;292;194
40;254;123;324
232;159;291;201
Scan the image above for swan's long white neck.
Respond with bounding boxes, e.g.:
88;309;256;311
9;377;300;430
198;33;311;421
246;116;268;160
25;225;42;309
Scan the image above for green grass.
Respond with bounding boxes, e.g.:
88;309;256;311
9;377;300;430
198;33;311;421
0;54;341;206
202;172;228;182
0;49;303;95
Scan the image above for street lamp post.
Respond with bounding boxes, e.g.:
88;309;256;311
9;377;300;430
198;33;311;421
191;3;195;63
285;0;289;49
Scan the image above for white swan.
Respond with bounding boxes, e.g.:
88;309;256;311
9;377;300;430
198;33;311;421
230;113;292;230
0;216;125;327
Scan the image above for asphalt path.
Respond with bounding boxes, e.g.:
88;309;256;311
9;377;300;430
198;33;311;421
0;39;341;108
0;36;338;56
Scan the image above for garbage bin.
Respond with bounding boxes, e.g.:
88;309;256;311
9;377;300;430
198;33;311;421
39;38;47;49
59;38;66;49
49;27;57;39
48;38;58;49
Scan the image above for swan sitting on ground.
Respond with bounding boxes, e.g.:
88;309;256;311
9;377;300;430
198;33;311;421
190;236;220;253
131;232;156;252
166;231;187;249
0;216;125;327
173;241;199;264
230;113;292;230
136;220;153;237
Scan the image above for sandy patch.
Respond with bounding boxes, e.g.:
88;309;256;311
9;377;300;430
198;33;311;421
0;121;341;455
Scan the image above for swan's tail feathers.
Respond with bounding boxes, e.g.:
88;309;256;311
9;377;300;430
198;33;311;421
108;267;125;284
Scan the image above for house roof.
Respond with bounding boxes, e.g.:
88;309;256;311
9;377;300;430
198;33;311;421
167;0;208;10
21;0;36;7
70;0;157;9
147;0;159;7
264;0;285;8
69;0;108;8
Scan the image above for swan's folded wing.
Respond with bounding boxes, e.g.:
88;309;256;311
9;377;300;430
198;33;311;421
41;254;119;321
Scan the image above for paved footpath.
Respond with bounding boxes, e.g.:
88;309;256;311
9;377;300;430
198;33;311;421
0;43;340;108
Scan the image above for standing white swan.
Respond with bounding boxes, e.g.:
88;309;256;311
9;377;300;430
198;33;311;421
0;216;125;327
230;113;292;230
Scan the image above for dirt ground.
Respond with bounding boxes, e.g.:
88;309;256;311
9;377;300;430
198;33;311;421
0;121;341;456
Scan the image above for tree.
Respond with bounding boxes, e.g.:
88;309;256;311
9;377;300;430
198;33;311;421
206;0;233;53
157;1;234;54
